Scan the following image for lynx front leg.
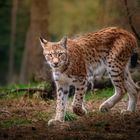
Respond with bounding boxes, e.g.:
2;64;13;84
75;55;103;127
48;83;69;126
72;79;87;116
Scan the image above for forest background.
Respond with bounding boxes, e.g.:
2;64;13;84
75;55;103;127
0;0;140;86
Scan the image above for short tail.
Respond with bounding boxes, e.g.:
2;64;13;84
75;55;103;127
136;81;140;91
130;44;139;68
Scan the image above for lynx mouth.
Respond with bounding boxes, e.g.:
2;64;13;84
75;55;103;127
53;65;59;68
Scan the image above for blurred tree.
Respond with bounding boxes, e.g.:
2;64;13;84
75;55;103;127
0;0;11;85
123;0;140;68
0;0;30;85
20;0;51;83
0;0;139;85
14;0;30;76
8;0;18;83
48;0;123;39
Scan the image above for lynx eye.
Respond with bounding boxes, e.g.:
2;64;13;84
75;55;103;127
47;53;52;57
58;53;63;56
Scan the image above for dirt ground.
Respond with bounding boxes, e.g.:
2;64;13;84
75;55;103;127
0;96;140;140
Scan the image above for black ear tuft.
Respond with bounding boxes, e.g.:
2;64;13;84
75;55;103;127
39;37;48;49
60;36;67;49
40;37;44;43
39;37;47;44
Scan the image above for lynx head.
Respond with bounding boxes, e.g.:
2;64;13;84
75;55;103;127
39;36;68;69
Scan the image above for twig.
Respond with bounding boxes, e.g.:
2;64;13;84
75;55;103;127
0;88;50;98
124;0;140;41
10;88;48;93
0;82;56;99
0;88;48;93
0;110;11;115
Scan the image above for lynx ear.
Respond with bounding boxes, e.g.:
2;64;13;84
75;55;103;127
60;36;67;49
39;37;48;49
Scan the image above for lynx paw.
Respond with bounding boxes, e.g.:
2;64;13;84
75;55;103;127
121;109;133;115
72;106;87;116
48;119;62;127
99;104;110;112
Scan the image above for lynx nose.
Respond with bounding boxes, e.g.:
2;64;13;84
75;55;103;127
53;58;59;67
54;62;58;67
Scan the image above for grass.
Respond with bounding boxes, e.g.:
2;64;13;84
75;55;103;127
32;111;52;122
65;112;78;121
0;118;32;128
0;82;51;99
0;82;114;128
66;88;114;122
85;88;114;101
2;81;50;89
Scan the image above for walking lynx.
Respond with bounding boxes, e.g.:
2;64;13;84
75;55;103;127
40;27;139;126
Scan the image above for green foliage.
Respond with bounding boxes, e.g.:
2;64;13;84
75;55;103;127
32;111;51;122
0;0;11;84
0;0;30;85
0;0;134;85
85;88;113;101
65;111;78;121
49;0;122;40
0;86;120;129
0;118;31;128
15;0;30;73
49;0;101;39
4;81;51;91
0;82;51;99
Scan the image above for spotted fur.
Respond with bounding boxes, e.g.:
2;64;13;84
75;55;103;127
40;27;139;126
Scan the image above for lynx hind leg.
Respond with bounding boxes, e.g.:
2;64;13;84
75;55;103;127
99;69;127;112
87;75;94;91
87;68;94;91
72;78;87;116
124;70;139;112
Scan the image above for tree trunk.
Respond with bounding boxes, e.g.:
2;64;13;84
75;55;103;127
20;0;51;83
8;0;18;83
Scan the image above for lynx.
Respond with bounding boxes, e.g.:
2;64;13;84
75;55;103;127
40;27;139;126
